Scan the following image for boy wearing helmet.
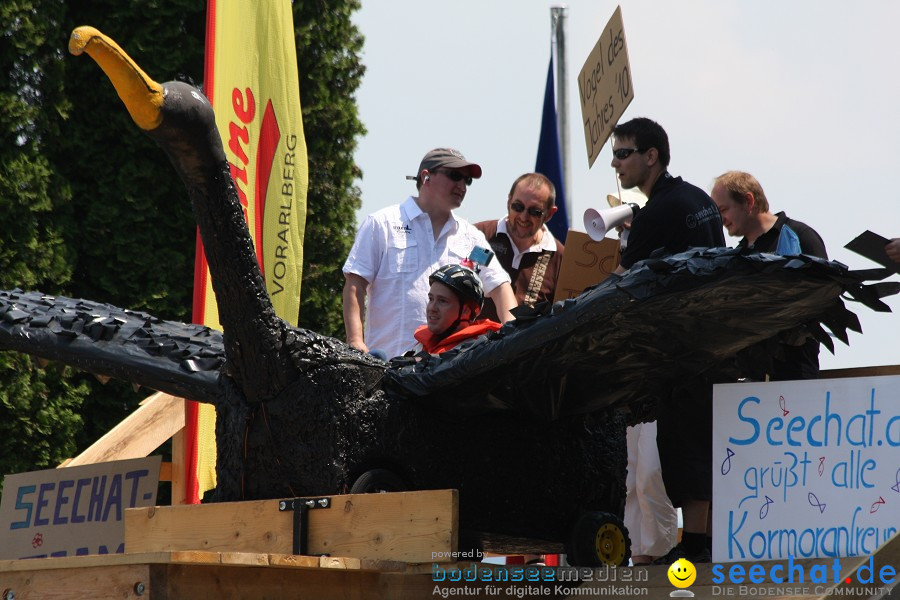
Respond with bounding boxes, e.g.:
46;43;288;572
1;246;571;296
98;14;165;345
412;265;501;355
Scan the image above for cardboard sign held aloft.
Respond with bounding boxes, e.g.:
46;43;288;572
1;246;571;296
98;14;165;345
0;456;161;560
553;231;620;303
578;6;634;167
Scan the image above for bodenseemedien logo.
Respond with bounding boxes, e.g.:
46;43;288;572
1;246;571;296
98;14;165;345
667;558;697;597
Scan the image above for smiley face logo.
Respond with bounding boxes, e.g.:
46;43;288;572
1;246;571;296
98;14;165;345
667;558;697;589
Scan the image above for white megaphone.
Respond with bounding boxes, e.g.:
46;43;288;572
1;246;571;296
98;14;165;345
582;203;641;241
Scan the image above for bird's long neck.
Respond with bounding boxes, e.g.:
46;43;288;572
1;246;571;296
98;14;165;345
70;27;297;402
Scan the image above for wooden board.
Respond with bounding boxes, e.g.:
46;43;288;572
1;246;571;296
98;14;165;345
63;392;184;468
4;550;896;599
0;562;150;600
124;490;458;563
0;551;429;600
821;364;900;378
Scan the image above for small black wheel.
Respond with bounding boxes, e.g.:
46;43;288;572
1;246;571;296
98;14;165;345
565;511;630;567
349;468;407;494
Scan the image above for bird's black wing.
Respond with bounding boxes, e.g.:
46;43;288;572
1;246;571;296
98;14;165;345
0;289;222;403
384;248;899;421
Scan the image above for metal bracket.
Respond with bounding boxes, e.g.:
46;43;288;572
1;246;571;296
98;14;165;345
278;497;331;556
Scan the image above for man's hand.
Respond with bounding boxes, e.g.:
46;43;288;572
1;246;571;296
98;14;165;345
886;238;900;264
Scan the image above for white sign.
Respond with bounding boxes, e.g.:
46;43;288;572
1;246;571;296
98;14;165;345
577;5;634;168
0;456;161;559
712;376;900;563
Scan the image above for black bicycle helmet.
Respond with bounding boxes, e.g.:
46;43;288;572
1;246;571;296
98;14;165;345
428;264;485;318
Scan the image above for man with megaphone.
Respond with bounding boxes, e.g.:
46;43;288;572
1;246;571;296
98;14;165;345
606;117;725;565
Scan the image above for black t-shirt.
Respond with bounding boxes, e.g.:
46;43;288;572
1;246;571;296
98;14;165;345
738;211;829;381
620;173;725;269
737;212;828;259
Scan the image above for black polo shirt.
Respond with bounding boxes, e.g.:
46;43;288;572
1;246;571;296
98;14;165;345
620;172;725;269
738;211;828;381
737;212;828;259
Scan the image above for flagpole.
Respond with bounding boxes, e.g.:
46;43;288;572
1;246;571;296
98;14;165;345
551;4;571;207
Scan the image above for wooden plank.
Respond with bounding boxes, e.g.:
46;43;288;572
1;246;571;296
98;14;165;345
821;364;900;378
64;392;185;467
124;490;457;563
0;563;150;599
0;552;199;573
0;551;415;574
0;554;432;600
157;562;398;600
170;426;186;504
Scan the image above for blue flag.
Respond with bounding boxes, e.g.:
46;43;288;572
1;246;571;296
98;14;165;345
535;57;569;244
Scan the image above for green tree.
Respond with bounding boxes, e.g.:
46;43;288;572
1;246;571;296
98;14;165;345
294;0;366;336
0;0;91;486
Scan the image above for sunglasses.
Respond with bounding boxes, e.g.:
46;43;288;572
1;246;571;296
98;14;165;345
510;201;545;218
612;147;646;160
436;169;473;186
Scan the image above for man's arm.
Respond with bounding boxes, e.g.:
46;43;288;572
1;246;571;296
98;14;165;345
795;224;828;259
342;273;370;352
487;282;517;323
886;238;900;263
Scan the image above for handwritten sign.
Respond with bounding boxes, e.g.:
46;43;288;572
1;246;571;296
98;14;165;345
0;455;161;559
712;376;900;563
578;6;634;167
552;232;619;302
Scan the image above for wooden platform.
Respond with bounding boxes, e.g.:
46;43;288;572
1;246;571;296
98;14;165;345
2;488;897;599
0;551;430;600
3;552;897;600
3;548;900;599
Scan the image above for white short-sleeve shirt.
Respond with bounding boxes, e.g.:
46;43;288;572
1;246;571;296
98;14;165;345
343;196;510;358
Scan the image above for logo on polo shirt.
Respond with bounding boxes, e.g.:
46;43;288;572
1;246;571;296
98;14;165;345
685;205;719;229
392;224;412;235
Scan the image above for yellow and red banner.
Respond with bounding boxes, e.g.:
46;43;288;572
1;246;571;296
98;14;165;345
185;0;308;503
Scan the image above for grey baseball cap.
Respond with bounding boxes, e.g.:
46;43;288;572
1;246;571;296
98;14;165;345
414;147;483;179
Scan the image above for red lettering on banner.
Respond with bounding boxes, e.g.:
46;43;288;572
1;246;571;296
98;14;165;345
232;88;256;123
226;87;261;266
254;100;282;277
228;122;250;165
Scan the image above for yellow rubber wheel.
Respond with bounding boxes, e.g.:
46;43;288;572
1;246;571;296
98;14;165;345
594;520;628;566
565;511;631;567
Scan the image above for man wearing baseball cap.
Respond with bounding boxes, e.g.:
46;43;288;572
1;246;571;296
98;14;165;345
342;147;516;358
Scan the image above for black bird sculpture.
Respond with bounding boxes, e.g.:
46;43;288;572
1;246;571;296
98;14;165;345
0;27;896;565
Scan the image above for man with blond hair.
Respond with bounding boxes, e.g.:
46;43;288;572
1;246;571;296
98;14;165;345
711;170;828;380
711;171;826;260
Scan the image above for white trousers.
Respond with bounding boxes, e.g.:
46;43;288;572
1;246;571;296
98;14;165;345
624;421;678;557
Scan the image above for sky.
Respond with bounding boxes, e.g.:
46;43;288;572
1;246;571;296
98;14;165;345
351;0;900;370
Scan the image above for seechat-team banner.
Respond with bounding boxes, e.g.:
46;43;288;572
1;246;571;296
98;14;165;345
0;456;161;559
